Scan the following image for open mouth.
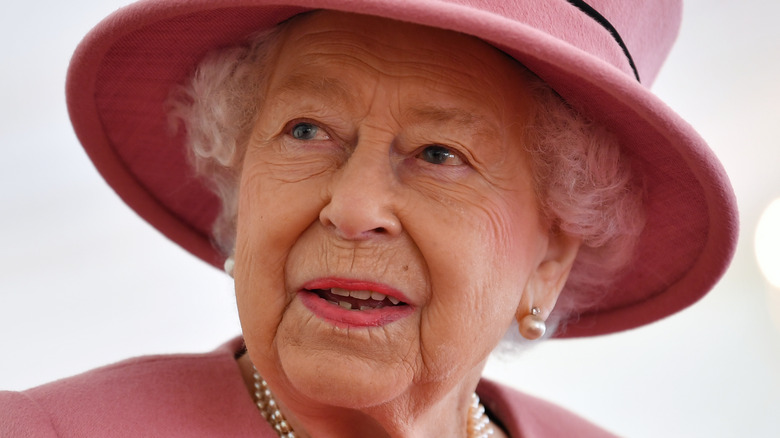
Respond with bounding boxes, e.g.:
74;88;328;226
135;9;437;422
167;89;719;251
308;287;407;311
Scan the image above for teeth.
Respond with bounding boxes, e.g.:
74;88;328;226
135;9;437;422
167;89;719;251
326;288;403;306
338;301;352;310
331;288;350;297
370;291;386;301
349;290;372;300
359;306;372;311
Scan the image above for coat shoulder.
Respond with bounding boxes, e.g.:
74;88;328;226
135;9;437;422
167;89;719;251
0;338;270;437
478;379;619;437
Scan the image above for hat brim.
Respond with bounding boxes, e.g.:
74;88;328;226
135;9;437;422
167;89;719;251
66;0;738;337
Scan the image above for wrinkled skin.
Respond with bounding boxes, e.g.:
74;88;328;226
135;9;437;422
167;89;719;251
235;11;580;438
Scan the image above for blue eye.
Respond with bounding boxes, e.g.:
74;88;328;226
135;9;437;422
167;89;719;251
418;145;464;166
291;122;320;140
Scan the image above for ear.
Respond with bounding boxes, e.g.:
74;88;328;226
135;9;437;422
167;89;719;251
516;231;581;321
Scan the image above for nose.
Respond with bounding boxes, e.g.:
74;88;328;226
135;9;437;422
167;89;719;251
319;145;402;240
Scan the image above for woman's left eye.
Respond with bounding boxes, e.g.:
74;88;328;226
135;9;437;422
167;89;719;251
417;145;465;166
289;122;330;141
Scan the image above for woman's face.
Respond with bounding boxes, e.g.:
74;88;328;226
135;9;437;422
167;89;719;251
235;11;564;409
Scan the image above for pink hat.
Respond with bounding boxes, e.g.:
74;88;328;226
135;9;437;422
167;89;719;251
66;0;738;338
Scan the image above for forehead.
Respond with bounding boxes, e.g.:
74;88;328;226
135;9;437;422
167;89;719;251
275;10;509;66
265;11;535;122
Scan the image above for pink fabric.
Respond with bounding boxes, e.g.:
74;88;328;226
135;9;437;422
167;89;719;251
1;338;616;437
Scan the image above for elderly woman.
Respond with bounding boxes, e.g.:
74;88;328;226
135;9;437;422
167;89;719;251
1;0;737;437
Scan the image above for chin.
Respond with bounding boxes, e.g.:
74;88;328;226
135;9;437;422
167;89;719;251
277;342;414;409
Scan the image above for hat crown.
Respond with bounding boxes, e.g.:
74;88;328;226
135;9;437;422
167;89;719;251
426;0;681;85
584;0;682;85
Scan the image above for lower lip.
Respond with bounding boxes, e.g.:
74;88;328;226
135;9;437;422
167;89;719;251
299;291;414;328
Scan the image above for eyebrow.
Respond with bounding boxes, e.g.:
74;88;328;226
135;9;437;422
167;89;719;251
272;73;356;107
405;105;498;136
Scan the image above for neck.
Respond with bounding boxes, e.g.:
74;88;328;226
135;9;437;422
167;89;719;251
237;354;502;438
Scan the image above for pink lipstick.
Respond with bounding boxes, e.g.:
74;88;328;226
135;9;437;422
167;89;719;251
299;278;413;328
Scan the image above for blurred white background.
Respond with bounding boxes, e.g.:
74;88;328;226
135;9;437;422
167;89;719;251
1;1;779;437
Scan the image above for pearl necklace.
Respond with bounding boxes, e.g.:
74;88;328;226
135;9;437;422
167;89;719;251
252;366;494;438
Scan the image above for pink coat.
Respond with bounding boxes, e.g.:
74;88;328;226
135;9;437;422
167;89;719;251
1;338;616;437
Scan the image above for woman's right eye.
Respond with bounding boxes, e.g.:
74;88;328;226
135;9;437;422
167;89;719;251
289;122;330;141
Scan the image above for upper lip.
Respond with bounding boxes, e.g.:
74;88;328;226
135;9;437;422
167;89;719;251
300;277;412;305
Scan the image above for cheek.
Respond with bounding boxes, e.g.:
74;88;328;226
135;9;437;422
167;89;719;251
237;145;334;237
234;153;327;359
414;184;542;291
410;190;544;377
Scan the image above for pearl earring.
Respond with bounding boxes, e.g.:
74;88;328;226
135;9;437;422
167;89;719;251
519;307;546;340
224;256;235;278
